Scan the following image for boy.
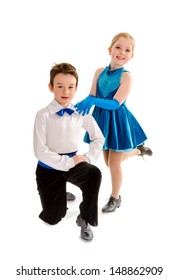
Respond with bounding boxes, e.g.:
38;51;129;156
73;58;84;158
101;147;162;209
33;63;104;241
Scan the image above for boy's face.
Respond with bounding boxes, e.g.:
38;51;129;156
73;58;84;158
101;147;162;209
49;73;77;107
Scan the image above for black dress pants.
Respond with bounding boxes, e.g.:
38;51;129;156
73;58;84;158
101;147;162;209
36;162;102;226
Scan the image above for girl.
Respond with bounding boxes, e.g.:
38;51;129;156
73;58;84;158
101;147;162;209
74;32;152;213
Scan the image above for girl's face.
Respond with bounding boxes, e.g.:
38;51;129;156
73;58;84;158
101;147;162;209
109;37;133;69
49;73;77;107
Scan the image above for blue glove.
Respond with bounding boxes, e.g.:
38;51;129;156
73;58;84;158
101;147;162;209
74;95;120;115
74;95;94;115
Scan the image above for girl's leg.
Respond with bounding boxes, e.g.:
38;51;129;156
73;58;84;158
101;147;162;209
103;149;109;166
102;150;124;213
107;150;124;198
122;149;139;161
103;149;140;198
122;144;153;161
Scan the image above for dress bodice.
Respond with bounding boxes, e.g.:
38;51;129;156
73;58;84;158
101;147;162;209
97;66;124;99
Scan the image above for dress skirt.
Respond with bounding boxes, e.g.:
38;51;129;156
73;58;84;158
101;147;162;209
84;104;147;152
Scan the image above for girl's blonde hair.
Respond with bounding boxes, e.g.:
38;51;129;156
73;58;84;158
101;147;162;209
109;32;135;55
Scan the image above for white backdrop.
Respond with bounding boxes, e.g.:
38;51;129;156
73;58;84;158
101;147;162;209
1;0;178;279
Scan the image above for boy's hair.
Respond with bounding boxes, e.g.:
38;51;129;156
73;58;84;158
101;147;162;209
109;32;135;55
49;63;79;87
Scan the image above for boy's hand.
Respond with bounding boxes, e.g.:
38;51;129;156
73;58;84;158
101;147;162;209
73;154;86;165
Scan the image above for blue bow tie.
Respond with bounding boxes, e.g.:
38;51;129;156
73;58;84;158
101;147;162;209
56;108;75;116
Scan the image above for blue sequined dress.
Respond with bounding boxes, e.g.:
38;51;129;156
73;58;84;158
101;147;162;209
84;66;147;151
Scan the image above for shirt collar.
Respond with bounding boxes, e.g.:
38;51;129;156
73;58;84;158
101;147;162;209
48;99;78;115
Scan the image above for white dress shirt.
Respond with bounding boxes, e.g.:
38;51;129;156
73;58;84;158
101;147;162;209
33;99;105;171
